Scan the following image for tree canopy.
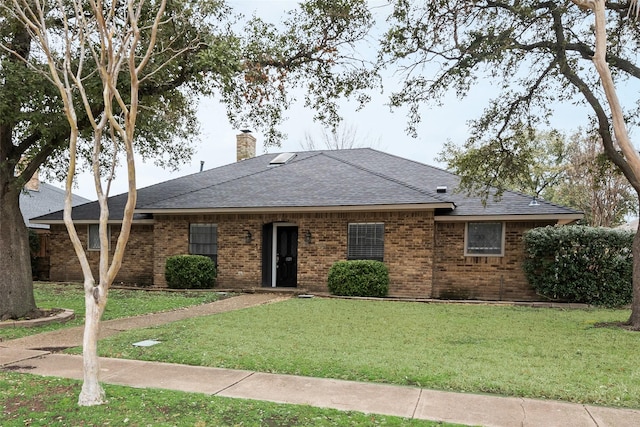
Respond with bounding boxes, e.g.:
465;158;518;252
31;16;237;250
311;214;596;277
0;0;375;319
378;0;640;326
379;1;640;183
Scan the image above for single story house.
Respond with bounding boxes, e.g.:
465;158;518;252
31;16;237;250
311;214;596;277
33;132;582;300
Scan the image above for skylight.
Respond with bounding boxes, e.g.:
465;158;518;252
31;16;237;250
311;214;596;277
269;152;296;165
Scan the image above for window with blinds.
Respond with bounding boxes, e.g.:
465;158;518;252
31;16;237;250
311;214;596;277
189;224;218;264
347;223;384;261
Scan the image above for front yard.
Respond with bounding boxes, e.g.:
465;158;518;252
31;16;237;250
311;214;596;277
2;284;639;425
88;298;639;408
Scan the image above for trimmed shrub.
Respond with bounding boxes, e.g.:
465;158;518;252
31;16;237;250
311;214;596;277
165;255;216;289
327;260;389;297
523;226;633;307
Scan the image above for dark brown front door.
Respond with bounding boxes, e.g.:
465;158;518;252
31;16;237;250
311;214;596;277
276;226;297;287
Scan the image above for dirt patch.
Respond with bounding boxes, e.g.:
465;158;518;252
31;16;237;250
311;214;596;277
594;321;640;331
2;384;75;421
0;308;63;322
31;346;72;353
1;365;37;371
0;308;74;329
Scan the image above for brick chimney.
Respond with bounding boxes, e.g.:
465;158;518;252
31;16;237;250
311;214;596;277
236;130;256;161
25;169;40;192
18;157;40;191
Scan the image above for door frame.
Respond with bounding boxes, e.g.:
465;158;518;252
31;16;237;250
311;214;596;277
271;222;297;287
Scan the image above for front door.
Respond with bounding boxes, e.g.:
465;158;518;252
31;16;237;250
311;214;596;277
276;226;298;287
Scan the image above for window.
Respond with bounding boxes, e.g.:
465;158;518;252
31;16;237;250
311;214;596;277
465;222;504;256
347;223;384;261
88;224;110;251
189;223;218;264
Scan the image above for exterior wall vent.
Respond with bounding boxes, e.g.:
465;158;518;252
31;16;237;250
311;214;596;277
436;186;447;193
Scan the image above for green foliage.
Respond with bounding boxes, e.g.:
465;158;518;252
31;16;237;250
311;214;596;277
379;2;640;223
221;0;376;144
27;229;40;255
327;260;388;297
437;126;568;203
165;255;216;289
28;229;40;277
523;226;633;307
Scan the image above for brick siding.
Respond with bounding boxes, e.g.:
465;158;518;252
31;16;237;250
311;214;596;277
48;214;552;301
432;220;555;301
152;211;434;297
49;223;153;286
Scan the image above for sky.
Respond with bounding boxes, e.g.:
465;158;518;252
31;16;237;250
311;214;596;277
61;0;597;200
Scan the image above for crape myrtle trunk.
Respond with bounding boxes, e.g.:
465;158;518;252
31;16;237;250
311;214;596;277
631;230;640;328
0;161;36;320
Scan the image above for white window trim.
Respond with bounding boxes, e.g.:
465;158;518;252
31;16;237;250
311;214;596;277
87;224;111;251
464;222;505;257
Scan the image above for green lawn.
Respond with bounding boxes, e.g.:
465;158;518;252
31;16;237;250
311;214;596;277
89;298;640;408
0;372;454;427
0;282;223;341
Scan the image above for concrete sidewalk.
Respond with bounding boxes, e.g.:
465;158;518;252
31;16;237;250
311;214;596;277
2;293;640;426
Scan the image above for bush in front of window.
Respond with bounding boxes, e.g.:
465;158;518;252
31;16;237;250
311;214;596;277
165;255;216;289
523;226;633;307
327;260;389;297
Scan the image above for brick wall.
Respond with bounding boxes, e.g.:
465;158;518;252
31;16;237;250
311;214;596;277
47;214;554;301
432;220;555;301
152;210;435;297
49;223;153;285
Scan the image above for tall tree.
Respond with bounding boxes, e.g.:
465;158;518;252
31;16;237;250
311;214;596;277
0;0;375;321
548;130;637;227
437;127;568;202
438;127;636;226
379;0;640;328
8;0;201;406
300;123;381;150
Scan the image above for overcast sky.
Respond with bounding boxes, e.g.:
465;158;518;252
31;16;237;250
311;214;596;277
62;0;599;200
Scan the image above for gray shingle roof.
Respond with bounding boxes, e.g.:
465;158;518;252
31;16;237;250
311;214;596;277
31;148;581;222
22;183;90;229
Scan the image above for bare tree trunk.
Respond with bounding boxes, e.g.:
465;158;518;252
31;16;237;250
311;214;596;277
630;224;640;328
78;280;106;405
0;172;36;319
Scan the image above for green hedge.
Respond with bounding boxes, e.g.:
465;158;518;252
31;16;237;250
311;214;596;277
327;260;389;297
523;226;633;307
165;255;216;289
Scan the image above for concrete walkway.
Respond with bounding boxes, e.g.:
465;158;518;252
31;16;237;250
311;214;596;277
2;294;640;427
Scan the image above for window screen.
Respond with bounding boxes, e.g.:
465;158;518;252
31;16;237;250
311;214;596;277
347;223;384;261
88;224;110;251
189;224;218;263
466;222;503;256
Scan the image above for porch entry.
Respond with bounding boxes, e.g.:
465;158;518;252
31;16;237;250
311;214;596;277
262;222;298;287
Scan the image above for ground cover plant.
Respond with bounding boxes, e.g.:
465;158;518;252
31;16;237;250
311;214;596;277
0;282;223;341
0;372;455;426
90;298;639;409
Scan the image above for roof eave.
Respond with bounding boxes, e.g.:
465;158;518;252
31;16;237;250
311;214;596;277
135;203;456;215
434;213;583;224
30;219;155;225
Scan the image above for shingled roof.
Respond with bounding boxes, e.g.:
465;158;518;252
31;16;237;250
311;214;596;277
21;182;90;229
31;148;582;223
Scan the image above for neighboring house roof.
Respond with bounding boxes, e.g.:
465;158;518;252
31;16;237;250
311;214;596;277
31;148;582;224
21;182;90;229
